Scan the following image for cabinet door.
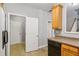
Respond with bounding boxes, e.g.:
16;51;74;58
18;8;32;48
52;5;62;29
61;44;79;56
58;6;62;29
52;19;58;29
61;48;78;56
52;7;58;29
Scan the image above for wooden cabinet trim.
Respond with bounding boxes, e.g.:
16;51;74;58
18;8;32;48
52;4;63;9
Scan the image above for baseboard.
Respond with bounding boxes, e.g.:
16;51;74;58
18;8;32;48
38;44;48;49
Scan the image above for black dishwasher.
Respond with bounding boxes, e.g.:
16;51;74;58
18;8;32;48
48;39;61;56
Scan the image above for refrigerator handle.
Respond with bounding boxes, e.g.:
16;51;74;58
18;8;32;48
2;30;8;49
4;30;8;44
2;31;5;49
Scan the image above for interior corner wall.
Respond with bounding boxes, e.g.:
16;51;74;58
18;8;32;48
3;3;50;47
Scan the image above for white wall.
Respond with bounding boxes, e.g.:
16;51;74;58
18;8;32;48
47;21;52;38
10;15;25;44
38;10;48;46
4;3;50;47
10;21;23;44
47;13;52;38
60;3;79;38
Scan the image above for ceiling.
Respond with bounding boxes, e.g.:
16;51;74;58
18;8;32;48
24;3;53;12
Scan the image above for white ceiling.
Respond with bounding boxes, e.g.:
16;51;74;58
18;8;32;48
24;3;53;12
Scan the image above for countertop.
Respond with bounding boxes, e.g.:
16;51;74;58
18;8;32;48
48;36;79;48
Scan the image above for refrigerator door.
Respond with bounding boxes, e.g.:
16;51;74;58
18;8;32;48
0;7;5;56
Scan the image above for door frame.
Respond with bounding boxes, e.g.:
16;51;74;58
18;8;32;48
7;12;27;56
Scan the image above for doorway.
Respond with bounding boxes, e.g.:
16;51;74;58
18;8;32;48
9;14;26;55
7;13;39;56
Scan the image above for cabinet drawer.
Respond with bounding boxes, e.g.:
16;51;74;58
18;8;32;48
62;44;78;52
61;47;78;56
62;49;78;56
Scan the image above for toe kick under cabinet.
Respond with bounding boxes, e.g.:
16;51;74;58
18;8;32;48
61;44;79;56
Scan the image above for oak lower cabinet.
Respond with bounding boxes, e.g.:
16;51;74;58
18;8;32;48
61;44;79;56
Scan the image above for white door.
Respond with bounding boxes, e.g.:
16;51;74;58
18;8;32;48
0;7;5;55
26;17;38;52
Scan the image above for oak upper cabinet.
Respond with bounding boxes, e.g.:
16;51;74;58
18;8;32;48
61;44;79;56
52;4;63;30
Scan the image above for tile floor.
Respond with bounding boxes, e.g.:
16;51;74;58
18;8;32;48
10;43;48;56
